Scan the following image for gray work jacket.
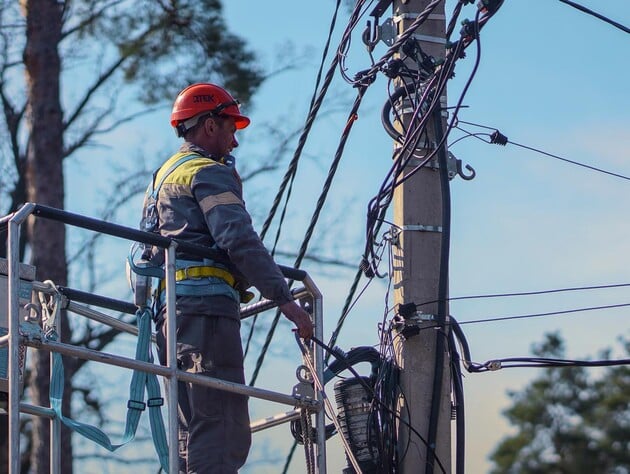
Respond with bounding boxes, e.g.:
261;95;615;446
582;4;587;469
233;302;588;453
146;142;293;318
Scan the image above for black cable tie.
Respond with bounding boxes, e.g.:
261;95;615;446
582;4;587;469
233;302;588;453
490;130;508;145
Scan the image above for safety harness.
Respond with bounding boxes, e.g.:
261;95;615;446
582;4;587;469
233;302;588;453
130;152;253;308
43;284;169;472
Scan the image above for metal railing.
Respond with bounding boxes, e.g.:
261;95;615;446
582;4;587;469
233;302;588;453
2;203;326;473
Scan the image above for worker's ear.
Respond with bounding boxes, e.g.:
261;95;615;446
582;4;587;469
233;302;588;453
204;116;217;135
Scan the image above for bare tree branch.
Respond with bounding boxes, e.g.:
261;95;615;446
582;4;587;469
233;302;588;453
60;0;126;40
62;56;126;132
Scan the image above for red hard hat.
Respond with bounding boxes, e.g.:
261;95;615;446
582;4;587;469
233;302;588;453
170;83;250;134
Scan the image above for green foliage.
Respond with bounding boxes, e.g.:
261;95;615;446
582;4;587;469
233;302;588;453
64;0;263;105
490;332;630;474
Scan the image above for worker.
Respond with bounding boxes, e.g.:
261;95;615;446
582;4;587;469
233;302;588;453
145;83;314;473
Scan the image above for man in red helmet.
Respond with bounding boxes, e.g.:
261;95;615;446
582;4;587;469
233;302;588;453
146;83;313;473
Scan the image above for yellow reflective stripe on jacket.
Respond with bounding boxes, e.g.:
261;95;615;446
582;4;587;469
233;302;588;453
154;152;219;188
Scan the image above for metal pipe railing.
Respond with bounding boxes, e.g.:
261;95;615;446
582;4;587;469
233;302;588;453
306;273;327;472
3;203;326;473
250;409;302;433
8;202;35;474
22;336;319;408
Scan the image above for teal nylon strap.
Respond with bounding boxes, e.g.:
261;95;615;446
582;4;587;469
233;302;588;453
150;153;200;199
49;307;168;471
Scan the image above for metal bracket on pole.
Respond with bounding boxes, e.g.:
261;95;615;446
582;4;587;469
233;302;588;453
363;17;396;48
408;313;436;322
393;13;446;22
410;34;448;45
396;148;475;181
403;224;443;233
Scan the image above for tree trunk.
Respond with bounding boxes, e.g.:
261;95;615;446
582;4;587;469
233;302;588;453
22;1;72;473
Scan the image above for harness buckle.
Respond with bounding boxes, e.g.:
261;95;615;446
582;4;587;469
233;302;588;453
147;397;164;408
127;399;146;411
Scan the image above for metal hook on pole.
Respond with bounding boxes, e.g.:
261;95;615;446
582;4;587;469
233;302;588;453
456;160;476;180
362;19;381;51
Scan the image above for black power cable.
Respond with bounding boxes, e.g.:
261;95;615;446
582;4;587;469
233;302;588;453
448;315;630;374
309;335;448;474
447;328;465;474
557;0;630;34
415;282;630;309
426;105;452;474
249;88;368;386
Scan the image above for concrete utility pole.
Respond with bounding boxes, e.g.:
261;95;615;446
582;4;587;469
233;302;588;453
391;1;452;473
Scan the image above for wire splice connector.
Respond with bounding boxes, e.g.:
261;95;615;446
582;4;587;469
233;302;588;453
398;302;417;320
460;19;478;40
486;360;502;371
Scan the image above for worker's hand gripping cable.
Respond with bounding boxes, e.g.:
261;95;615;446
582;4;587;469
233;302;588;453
294;333;364;474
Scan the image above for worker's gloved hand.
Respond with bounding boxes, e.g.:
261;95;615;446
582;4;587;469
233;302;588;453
279;301;314;340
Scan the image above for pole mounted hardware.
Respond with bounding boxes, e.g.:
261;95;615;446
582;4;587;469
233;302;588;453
449;152;476;180
362;0;396;51
363;17;396;50
402;224;443;233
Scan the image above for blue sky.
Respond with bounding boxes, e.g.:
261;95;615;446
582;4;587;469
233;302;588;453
59;1;629;472
216;2;630;473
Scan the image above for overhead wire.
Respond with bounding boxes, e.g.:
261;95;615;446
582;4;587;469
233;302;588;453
363;0;504;274
274;3;377;471
249;88;368;386
402;302;630;336
457;301;630;326
250;0;555;470
246;0;344;379
557;0;630;34
251;0;393;388
415;282;630;309
448;315;630;376
259;0;345;244
453;120;630;182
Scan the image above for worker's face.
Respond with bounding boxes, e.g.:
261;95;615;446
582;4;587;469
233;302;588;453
204;115;238;157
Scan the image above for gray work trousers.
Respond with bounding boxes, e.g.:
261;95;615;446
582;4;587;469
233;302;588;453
156;309;251;474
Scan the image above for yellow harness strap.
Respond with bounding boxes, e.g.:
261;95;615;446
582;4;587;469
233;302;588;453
159;266;235;290
159;265;255;303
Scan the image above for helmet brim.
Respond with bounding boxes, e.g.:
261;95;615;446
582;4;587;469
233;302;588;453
227;113;251;130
